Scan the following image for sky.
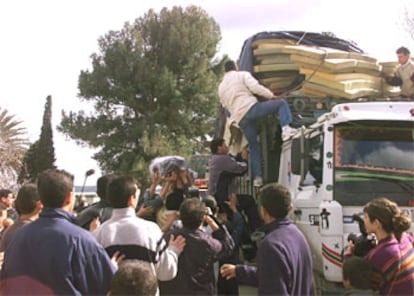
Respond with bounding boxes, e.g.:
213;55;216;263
1;0;413;187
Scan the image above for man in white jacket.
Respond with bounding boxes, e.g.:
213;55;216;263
385;47;414;98
218;60;296;187
395;46;414;98
93;176;186;284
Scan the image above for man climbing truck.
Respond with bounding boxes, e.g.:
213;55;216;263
218;31;414;294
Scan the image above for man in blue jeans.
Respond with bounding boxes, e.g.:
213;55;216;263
218;60;296;187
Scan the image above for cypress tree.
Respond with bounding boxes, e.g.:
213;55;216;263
19;95;56;182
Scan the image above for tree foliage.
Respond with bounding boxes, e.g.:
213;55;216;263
19;95;56;183
58;5;225;184
0;108;28;189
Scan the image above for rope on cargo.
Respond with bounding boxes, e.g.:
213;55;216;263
290;31;328;94
273;31;330;98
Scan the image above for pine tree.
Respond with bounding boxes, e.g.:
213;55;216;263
59;6;225;186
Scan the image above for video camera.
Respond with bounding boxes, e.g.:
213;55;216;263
346;214;376;257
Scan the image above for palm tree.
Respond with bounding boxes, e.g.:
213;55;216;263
0;108;29;189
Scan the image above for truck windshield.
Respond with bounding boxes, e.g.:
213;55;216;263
333;121;414;206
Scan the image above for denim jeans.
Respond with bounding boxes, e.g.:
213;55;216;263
239;99;292;178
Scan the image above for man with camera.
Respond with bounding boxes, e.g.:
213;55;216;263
159;198;234;295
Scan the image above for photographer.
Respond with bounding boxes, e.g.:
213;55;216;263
159;198;235;295
156;166;194;231
344;198;414;295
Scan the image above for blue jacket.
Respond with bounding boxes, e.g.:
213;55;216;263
236;217;314;295
1;208;115;295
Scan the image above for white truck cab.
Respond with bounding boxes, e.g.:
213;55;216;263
278;101;414;287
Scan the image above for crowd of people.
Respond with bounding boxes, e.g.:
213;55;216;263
0;161;316;295
0;151;413;295
0;47;412;295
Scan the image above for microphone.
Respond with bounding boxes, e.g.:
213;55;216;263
85;169;95;177
79;169;96;207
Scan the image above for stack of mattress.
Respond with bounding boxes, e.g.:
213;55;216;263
251;39;401;99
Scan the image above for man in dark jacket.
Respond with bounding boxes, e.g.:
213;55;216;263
159;198;234;295
220;183;314;295
208;138;248;203
76;174;117;230
208;138;263;232
0;169;115;295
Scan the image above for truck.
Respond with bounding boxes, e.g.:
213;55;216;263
279;101;414;293
223;31;414;294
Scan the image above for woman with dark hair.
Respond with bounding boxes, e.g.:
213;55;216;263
361;197;414;295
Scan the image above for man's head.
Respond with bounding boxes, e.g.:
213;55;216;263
107;176;139;209
0;189;14;208
342;256;373;290
109;260;157;296
37;169;74;209
210;138;228;154
97;174;117;200
259;183;292;223
179;197;206;230
224;60;237;72
396;46;411;65
15;183;41;215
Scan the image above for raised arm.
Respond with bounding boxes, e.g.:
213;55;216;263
243;72;274;99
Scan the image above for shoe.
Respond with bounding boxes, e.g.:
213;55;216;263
253;176;263;187
281;125;297;141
